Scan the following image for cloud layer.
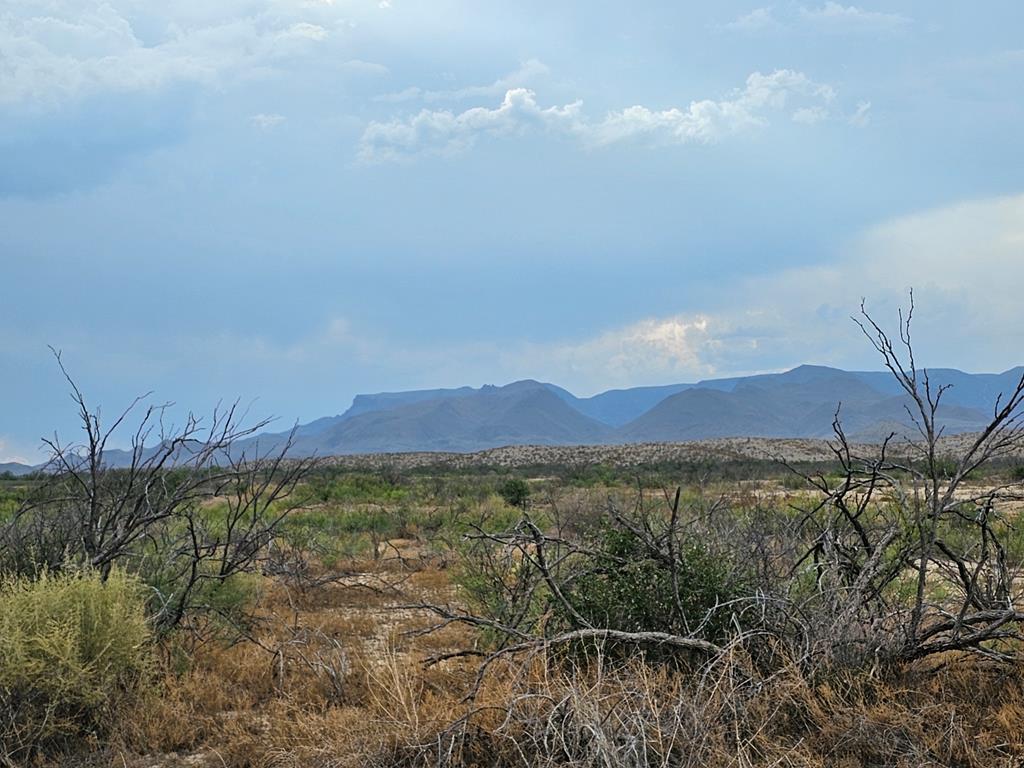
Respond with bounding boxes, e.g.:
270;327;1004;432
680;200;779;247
375;59;551;104
607;192;1024;380
0;1;357;108
184;193;1024;394
360;69;839;161
724;3;911;34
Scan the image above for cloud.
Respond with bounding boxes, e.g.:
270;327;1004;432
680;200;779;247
799;3;911;30
0;2;344;108
792;106;829;124
849;100;872;126
722;3;911;34
177;309;722;397
359;87;583;162
251;112;287;129
495;193;1024;389
0;88;193;197
17;193;1022;411
375;59;550;103
255;196;1024;385
361;70;840;161
509;316;719;390
340;59;390;76
588;70;836;147
722;8;781;32
278;22;329;41
375;86;424;103
680;193;1024;374
0;1;390;197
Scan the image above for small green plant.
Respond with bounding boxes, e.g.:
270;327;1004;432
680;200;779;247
0;568;151;760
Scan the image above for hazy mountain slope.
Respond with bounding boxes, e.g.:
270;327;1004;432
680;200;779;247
616;367;892;442
796;396;990;440
617;367;993;442
615;387;792;441
340;385;478;420
339;380;577;418
851;368;1024;411
570;384;696;426
0;461;35;476
274;381;613;455
53;365;1022;461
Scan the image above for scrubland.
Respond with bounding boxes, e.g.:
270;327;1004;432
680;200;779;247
5;454;1024;768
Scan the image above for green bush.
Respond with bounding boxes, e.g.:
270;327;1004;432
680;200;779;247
498;478;531;509
566;525;745;644
306;473;409;504
0;568;151;759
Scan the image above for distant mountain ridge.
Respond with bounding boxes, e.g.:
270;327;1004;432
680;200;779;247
0;461;35;476
20;365;1022;467
231;364;1024;459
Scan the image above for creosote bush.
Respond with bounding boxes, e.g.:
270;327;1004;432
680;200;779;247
0;568;151;762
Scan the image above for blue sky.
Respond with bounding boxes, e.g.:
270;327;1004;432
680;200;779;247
2;1;1024;462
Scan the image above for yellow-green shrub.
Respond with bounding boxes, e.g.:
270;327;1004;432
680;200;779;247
0;568;151;759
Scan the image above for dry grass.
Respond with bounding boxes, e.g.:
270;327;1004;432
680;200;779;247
17;477;1024;768
68;554;1024;768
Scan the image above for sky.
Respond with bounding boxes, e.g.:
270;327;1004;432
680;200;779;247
2;1;1024;462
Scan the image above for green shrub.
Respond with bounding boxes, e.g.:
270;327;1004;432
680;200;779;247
566;525;745;644
0;568;151;759
307;473;409;504
498;478;531;509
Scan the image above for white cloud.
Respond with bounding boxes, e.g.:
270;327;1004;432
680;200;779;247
692;193;1024;373
509;317;718;389
589;70;836;146
799;3;911;30
849;100;872;126
792;105;829;124
340;59;390;75
501;194;1024;388
0;2;354;108
723;8;781;32
375;86;424;103
359;87;583;162
361;70;840;161
279;22;329;41
251;112;286;129
722;3;910;34
375;59;550;103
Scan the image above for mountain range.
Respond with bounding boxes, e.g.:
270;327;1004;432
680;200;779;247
235;364;1023;458
7;365;1022;470
0;462;35;477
